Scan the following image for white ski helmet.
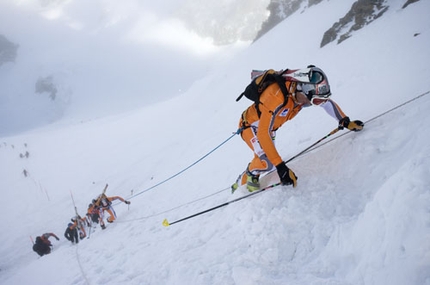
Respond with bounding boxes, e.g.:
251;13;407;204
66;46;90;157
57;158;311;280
300;65;331;104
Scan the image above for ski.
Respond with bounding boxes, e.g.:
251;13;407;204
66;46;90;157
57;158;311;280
70;190;85;239
86;184;108;238
162;182;282;227
94;183;108;231
70;190;80;224
94;183;108;205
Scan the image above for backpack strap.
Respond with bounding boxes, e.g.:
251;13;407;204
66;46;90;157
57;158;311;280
272;73;290;107
253;74;290;118
236;92;245;102
238;69;291;117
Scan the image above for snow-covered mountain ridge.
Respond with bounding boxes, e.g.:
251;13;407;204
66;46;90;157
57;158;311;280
257;0;422;47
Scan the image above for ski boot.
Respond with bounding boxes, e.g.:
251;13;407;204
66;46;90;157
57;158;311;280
246;173;260;192
231;170;260;193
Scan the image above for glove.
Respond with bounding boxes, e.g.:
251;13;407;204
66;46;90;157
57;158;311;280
339;117;364;132
276;163;297;187
56;237;59;241
125;200;131;205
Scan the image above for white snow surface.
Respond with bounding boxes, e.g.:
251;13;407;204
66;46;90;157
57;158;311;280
1;0;430;284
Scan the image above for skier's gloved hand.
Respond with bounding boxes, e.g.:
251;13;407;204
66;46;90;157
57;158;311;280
339;117;364;132
125;200;131;205
349;120;364;131
276;163;297;187
55;237;59;241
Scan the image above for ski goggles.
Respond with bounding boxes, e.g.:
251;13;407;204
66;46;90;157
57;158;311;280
309;70;324;84
303;77;331;105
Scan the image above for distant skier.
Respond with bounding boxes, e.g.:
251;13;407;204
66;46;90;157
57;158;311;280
93;194;130;224
87;202;106;230
32;232;59;256
64;221;79;244
72;215;88;239
87;203;100;224
232;65;364;192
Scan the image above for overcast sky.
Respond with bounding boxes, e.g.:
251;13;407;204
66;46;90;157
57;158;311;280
1;0;271;135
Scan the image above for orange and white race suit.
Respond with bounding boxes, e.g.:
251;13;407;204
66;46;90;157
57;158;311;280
238;80;347;182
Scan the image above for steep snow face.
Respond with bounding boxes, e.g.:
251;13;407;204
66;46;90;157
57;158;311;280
0;0;429;285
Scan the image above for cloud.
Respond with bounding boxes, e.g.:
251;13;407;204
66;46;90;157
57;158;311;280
125;15;220;56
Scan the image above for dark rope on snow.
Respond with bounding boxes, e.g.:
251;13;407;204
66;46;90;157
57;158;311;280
127;129;241;200
304;90;430;154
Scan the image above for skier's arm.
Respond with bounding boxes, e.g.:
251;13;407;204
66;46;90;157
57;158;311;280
108;196;125;202
109;196;131;204
321;99;364;131
44;232;59;241
64;229;70;239
320;99;347;121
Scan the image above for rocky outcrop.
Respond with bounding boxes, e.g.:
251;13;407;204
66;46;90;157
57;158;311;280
254;0;421;48
402;0;420;9
35;76;58;100
0;34;19;66
255;0;324;42
320;0;389;48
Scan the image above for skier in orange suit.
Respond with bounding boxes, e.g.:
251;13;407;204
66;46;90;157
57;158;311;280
232;65;364;192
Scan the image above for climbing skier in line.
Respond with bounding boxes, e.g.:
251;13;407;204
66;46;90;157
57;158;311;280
87;202;106;229
64;222;79;244
87;202;100;224
93;194;130;224
232;65;364;193
71;215;88;239
32;232;59;256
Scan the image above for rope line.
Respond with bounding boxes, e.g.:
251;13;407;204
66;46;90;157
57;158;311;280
75;244;90;285
304;90;430;154
364;90;430;124
118;89;430;222
116;186;229;223
110;90;430;223
72;91;430;284
128;130;240;200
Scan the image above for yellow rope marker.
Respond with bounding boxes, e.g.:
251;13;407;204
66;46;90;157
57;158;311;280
162;219;170;227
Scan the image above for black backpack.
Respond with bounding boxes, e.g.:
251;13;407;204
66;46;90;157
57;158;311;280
236;69;291;116
33;237;50;256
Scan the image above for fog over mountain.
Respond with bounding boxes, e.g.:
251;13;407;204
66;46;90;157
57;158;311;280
1;0;264;135
1;0;420;136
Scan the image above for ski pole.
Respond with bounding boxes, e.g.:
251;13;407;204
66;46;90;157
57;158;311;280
285;127;340;163
70;190;81;232
162;182;281;227
163;128;341;227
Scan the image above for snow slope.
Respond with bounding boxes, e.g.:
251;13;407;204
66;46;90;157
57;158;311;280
1;0;430;284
